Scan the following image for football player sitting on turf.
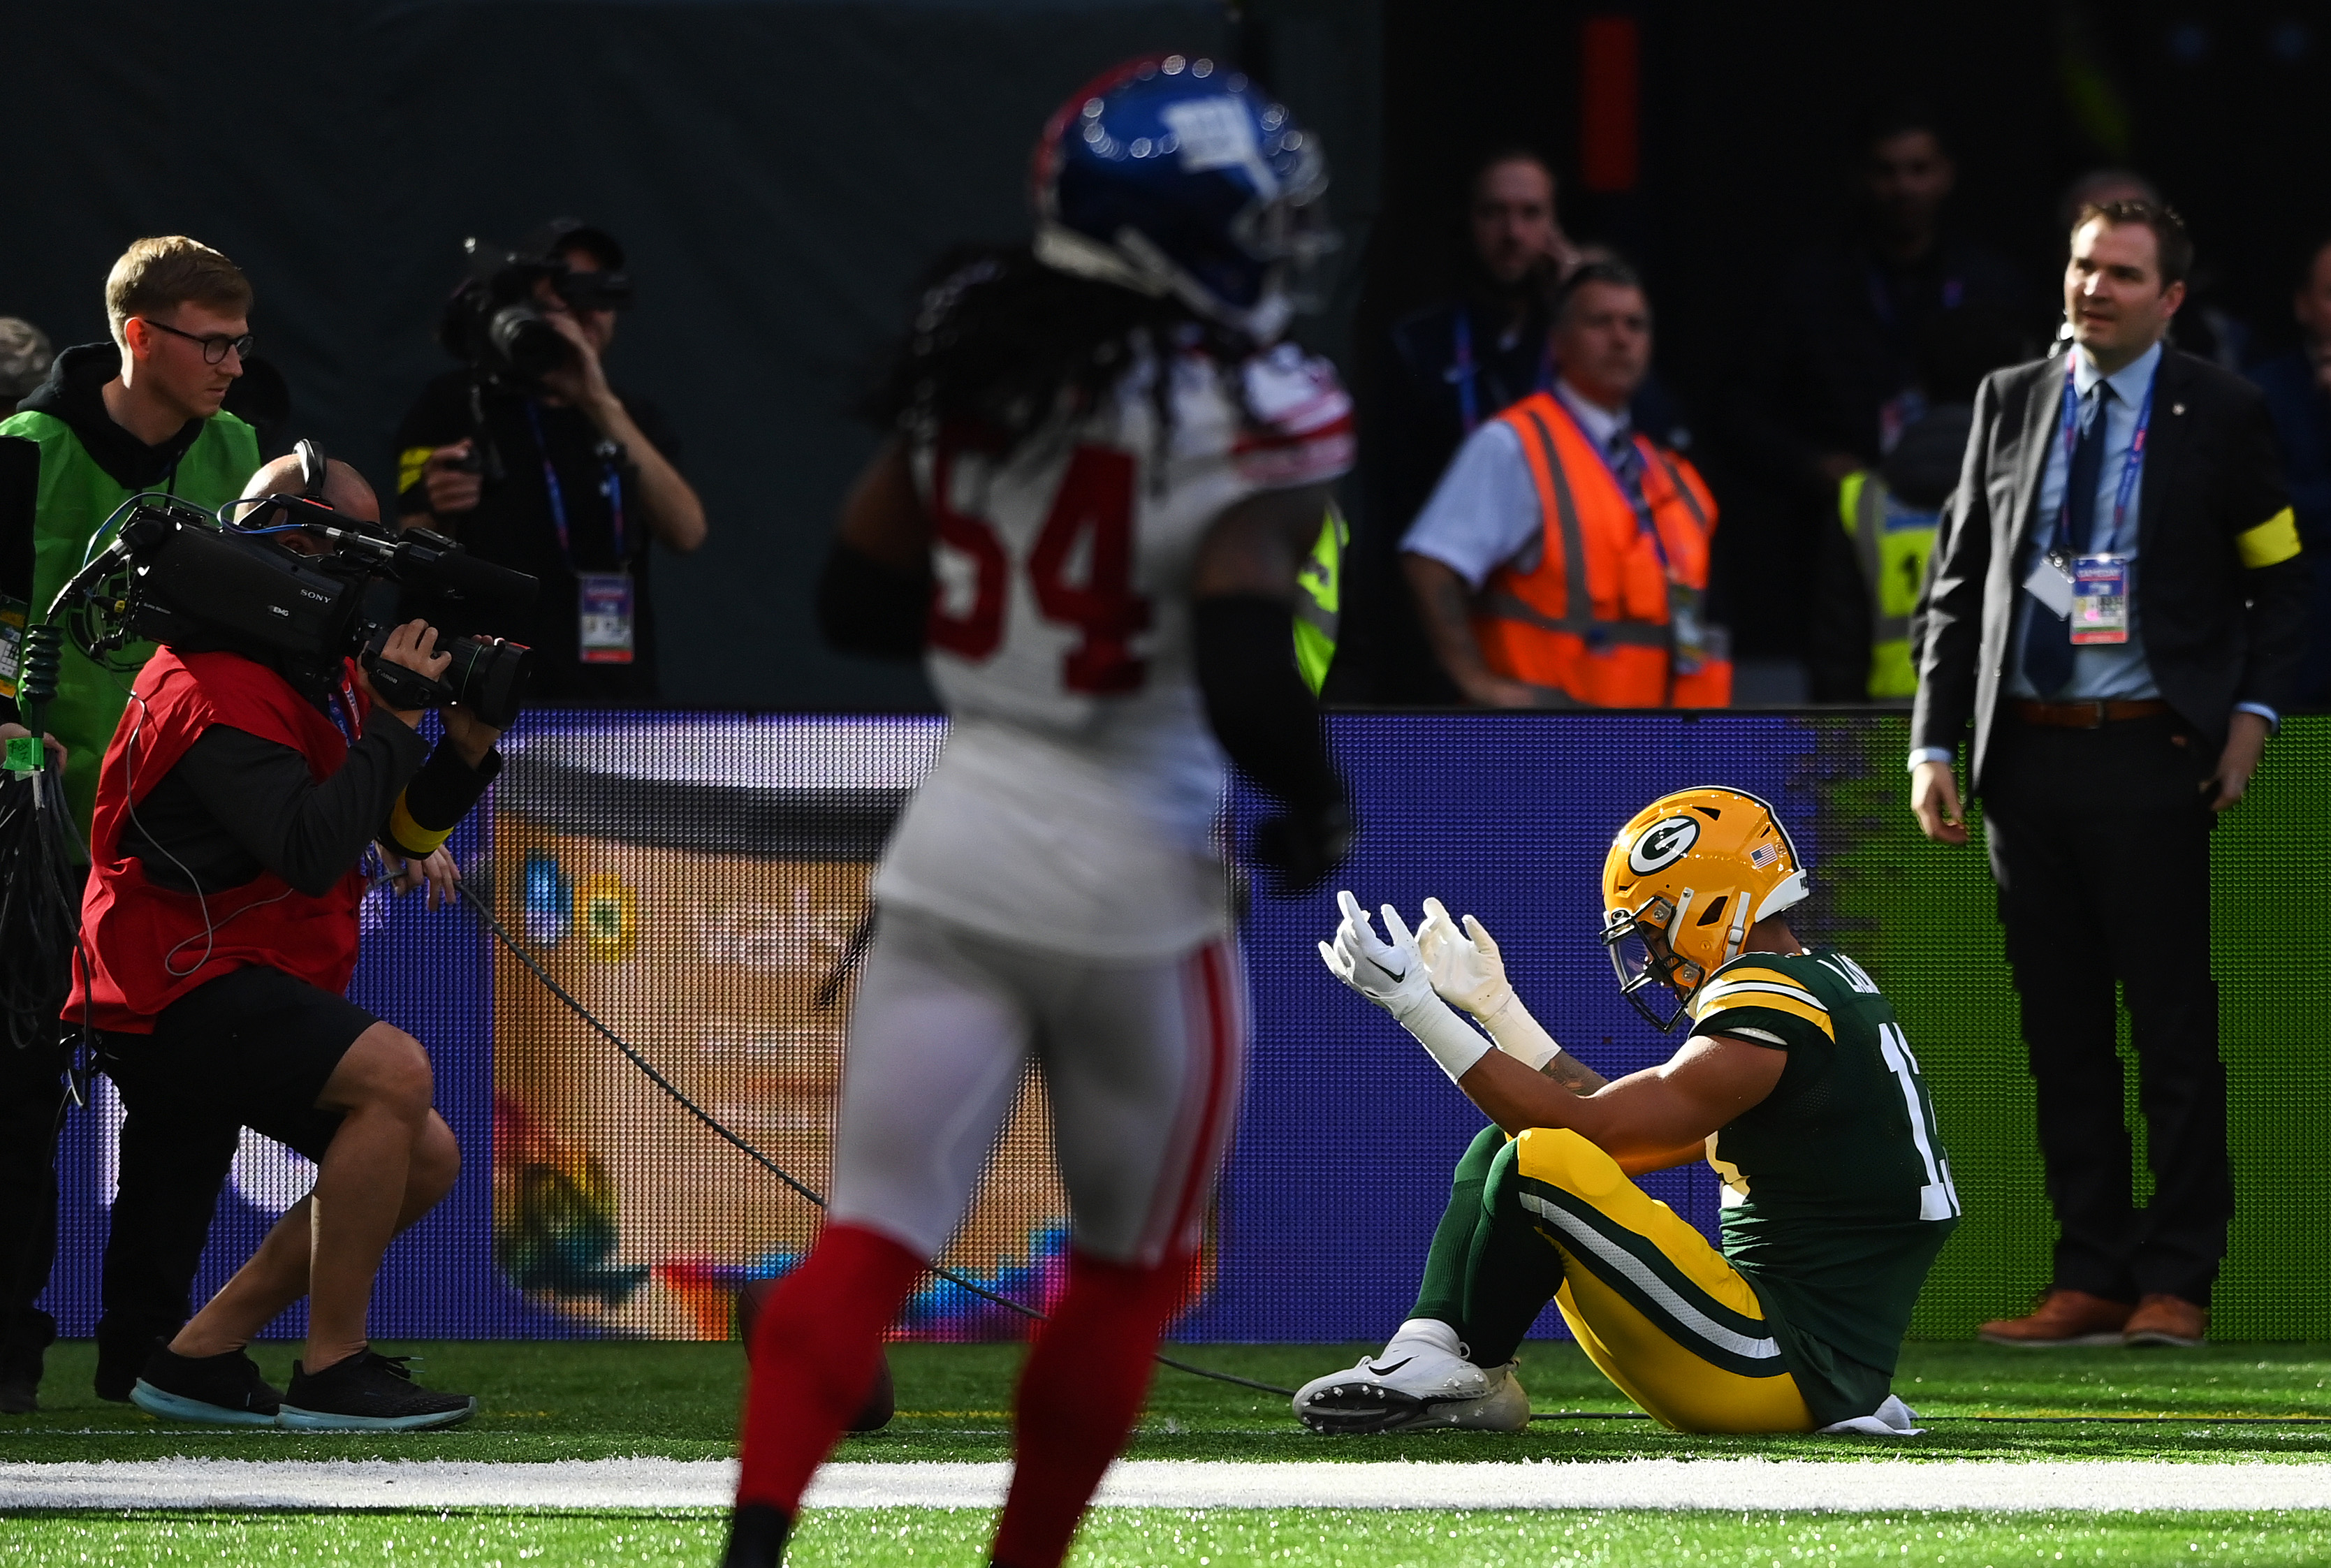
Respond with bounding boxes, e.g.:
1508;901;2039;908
1304;786;1959;1437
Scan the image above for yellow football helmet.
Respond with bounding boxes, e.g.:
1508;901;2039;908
1599;786;1809;1030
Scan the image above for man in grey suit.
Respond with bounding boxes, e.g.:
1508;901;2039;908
1910;200;2307;1349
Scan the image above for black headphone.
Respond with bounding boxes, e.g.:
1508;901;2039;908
296;437;328;500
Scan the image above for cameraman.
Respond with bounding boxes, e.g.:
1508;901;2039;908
394;219;704;703
66;455;500;1430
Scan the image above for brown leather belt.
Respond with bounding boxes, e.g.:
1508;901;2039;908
2010;698;2171;728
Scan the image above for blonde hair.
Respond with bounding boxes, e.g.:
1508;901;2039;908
106;237;253;352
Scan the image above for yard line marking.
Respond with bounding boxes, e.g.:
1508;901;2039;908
5;1458;2331;1513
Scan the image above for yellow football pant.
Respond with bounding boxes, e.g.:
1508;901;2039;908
1511;1127;1815;1434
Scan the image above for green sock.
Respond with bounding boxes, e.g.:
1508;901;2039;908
1409;1124;1509;1325
1456;1134;1568;1367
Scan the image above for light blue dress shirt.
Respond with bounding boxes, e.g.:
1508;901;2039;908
1401;380;1629;589
2005;339;2163;703
1908;339;2274;770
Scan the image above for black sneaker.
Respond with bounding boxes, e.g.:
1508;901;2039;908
131;1347;283;1427
278;1349;475;1432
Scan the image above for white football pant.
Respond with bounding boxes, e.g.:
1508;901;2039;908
826;906;1245;1267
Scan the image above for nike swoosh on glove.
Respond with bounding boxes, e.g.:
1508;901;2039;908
1317;891;1436;1021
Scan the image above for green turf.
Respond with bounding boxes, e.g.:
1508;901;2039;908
5;1507;2330;1566
6;1339;2331;1467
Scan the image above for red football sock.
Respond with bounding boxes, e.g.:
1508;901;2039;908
735;1222;923;1512
990;1248;1192;1568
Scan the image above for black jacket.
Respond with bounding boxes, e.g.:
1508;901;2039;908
1912;346;2309;786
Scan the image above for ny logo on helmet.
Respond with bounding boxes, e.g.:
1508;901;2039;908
1628;816;1700;874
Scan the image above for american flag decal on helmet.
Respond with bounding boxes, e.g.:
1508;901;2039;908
1750;843;1781;868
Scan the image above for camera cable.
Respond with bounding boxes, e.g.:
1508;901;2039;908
459;881;1300;1401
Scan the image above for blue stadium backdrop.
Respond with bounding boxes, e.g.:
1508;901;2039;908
40;712;2331;1343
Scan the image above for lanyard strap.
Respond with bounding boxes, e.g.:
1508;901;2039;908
1453;311;1555;436
2053;362;2155;558
324;670;363;749
523;401;627;567
1548;393;1673;573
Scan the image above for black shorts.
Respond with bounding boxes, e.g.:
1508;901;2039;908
99;967;379;1163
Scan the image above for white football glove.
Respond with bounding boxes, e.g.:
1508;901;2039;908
1417;897;1516;1018
1319;891;1491;1085
1320;889;1434;1018
1415;897;1563;1074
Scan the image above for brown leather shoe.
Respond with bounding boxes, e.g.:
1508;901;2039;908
2123;1294;2208;1349
1977;1289;2133;1347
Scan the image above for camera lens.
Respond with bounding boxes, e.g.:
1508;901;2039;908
485;304;569;380
441;636;534;730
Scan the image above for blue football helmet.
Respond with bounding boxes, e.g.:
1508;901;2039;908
1031;54;1332;344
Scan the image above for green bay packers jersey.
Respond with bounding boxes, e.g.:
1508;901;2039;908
1690;946;1958;1426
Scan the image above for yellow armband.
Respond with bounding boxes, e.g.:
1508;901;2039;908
386;791;455;858
2237;507;2302;569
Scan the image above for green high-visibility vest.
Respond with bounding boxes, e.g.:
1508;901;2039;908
0;407;261;839
1837;470;1940;703
1293;501;1346;696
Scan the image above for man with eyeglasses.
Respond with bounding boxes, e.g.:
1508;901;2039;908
0;235;264;1415
395;219;705;704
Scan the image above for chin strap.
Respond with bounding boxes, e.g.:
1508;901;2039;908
1723;885;1752;965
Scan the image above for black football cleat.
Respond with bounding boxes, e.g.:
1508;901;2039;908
722;1501;793;1567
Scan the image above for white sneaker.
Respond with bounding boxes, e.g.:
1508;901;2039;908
1816;1394;1924;1437
1293;1321;1530;1435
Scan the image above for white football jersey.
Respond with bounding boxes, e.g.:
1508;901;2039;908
872;341;1353;959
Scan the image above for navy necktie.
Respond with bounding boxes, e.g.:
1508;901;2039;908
2022;382;2113;697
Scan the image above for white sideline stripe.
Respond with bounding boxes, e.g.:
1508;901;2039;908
5;1458;2331;1513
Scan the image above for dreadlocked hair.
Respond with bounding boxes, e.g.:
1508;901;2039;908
861;244;1255;459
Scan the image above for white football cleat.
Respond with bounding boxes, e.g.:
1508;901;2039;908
1293;1321;1530;1435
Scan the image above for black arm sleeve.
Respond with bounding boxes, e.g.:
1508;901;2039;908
817;538;930;661
384;738;503;856
1191;594;1345;814
166;713;430;897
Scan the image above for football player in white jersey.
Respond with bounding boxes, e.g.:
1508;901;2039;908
725;56;1355;1568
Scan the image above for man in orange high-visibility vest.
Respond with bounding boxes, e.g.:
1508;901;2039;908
1401;260;1730;708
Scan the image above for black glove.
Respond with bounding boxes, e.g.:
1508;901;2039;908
1253;796;1355;896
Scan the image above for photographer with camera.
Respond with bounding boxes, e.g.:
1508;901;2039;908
61;452;512;1430
395;219;703;703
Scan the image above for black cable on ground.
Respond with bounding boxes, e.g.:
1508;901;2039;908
1524;1411;2331;1425
468;886;2331;1426
462;883;1301;1402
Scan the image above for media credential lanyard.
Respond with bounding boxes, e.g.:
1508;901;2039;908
2049;362;2154;562
2043;361;2154;647
1544;392;1715;680
523;401;636;666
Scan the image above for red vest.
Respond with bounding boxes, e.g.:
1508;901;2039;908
66;648;372;1033
1471;391;1731;708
